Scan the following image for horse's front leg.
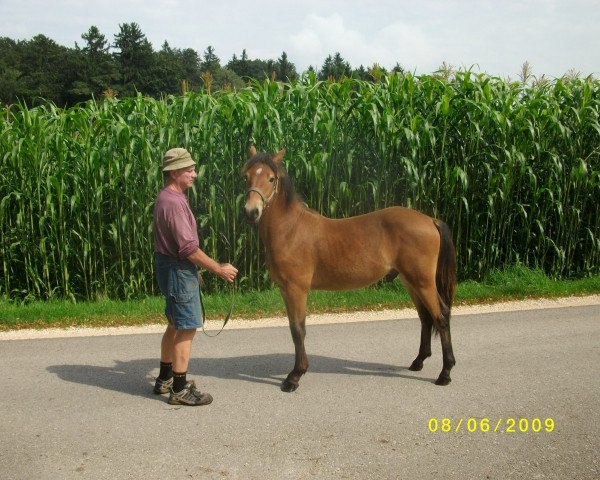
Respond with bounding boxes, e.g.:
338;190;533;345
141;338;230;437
280;285;309;392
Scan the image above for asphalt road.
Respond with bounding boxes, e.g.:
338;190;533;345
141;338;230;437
1;304;599;480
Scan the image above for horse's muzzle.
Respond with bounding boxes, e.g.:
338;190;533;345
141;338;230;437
244;190;265;224
244;204;262;224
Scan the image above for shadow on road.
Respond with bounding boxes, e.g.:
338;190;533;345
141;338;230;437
47;353;435;398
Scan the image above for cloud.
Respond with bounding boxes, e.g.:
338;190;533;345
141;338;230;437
376;22;437;70
0;0;597;77
289;13;436;72
289;13;357;68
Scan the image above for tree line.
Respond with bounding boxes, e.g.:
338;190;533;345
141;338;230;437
0;22;401;107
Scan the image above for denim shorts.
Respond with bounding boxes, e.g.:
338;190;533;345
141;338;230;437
154;253;203;330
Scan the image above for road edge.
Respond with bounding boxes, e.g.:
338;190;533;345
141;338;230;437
1;294;598;341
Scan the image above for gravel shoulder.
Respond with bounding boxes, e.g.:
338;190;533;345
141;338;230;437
1;294;598;341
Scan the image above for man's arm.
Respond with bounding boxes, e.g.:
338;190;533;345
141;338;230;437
187;249;238;283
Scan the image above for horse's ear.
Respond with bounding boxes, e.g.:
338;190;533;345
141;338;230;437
272;148;286;164
249;145;257;157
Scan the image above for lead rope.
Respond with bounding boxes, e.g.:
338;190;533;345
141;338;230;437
200;278;236;337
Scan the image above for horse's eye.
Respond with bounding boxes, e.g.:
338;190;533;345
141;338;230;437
269;177;275;183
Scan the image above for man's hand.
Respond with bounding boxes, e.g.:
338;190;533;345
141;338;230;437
218;263;238;283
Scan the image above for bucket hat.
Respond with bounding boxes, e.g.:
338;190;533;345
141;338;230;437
162;148;196;171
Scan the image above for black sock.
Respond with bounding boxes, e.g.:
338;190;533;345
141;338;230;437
173;371;187;392
159;362;173;380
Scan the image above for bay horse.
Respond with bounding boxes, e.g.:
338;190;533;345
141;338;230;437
243;146;457;392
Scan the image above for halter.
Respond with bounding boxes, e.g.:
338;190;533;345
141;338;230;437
246;175;279;209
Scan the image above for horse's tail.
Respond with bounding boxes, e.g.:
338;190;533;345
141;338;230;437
434;219;457;318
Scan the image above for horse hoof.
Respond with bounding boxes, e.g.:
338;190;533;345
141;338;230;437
435;376;451;386
408;361;423;371
281;380;299;392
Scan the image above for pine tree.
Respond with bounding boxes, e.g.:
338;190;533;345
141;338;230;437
201;46;220;74
71;26;118;100
113;22;156;96
275;51;297;81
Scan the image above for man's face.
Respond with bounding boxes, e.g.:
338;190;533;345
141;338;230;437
171;166;197;191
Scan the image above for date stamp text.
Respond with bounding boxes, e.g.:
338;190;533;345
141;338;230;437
427;417;555;433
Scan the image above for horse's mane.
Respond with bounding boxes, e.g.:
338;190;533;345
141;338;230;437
243;152;298;206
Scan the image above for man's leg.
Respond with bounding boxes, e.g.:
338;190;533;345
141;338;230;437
172;328;196;392
160;323;177;363
153;323;177;394
167;328;212;406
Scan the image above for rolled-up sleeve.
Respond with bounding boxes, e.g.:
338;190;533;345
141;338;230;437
171;203;200;259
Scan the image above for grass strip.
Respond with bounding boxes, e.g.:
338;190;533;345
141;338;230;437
0;266;598;331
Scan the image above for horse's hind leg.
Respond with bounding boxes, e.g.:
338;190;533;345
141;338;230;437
432;299;455;385
280;285;309;392
411;284;455;386
408;296;433;372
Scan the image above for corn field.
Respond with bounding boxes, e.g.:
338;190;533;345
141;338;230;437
1;72;599;301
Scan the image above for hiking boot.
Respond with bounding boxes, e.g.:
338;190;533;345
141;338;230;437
153;377;173;394
168;382;213;406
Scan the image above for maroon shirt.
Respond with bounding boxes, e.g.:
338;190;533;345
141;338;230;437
153;187;199;259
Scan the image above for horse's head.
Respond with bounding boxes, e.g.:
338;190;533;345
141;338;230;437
243;146;286;224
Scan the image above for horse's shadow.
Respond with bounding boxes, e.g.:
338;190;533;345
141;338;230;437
47;353;436;399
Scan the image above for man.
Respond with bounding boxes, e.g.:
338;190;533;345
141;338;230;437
153;147;238;406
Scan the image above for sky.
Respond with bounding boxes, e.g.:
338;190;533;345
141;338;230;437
1;0;599;79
